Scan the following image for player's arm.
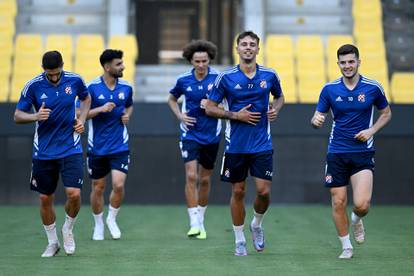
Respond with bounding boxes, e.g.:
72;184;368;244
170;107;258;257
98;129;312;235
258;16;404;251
121;105;133;125
311;111;327;129
267;93;285;122
74;94;91;134
205;99;261;125
167;94;196;129
87;101;116;119
14;102;52;124
354;105;392;142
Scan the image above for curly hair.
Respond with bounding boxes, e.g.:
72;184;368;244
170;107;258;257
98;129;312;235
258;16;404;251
182;40;217;62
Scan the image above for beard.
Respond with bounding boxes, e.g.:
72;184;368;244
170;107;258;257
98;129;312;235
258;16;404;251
111;71;123;78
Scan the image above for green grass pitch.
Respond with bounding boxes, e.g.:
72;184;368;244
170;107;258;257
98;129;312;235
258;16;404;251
0;205;413;276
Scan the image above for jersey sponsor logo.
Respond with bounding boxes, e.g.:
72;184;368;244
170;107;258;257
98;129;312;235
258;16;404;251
40;93;48;99
234;84;242;89
358;93;365;102
325;174;333;184
118;92;125;100
65;85;72;95
260;80;267;88
335;96;343;102
208;83;213;91
186;86;192;91
98;94;105;99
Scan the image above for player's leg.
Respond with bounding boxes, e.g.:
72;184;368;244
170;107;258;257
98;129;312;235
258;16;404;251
249;150;273;252
31;159;60;257
350;169;373;244
331;186;353;258
184;160;200;236
326;153;353;259
196;142;219;239
221;152;248;255
61;154;83;255
91;177;106;240
106;169;127;239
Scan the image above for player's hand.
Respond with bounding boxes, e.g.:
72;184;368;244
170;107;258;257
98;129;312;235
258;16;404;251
267;103;278;122
200;99;207;109
36;102;52;121
73;118;85;134
354;129;374;142
180;112;196;130
311;113;325;128
235;104;261;125
121;112;130;125
100;102;116;113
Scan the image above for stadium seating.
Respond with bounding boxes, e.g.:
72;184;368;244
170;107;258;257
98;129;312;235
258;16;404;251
45;34;74;71
0;75;9;102
75;34;104;82
391;72;414;103
108;34;139;63
0;15;15;38
0;0;17;19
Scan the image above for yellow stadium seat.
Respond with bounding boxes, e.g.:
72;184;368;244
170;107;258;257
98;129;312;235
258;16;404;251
353;0;382;19
15;34;44;59
0;55;12;79
0;75;10;102
265;35;294;60
296;35;324;59
108;34;138;62
326;35;354;57
10;75;33;102
267;55;295;76
0;16;15;38
298;77;326;103
279;72;297;103
45;34;73;68
0;0;17;18
391;73;414;103
75;34;104;62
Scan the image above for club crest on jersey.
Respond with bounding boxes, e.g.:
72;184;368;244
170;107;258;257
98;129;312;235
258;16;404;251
260;80;267;88
65;85;72;95
208;83;214;91
358;93;365;102
325;174;333;184
118;92;125;100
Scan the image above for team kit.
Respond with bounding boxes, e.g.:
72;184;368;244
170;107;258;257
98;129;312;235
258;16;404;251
14;31;391;259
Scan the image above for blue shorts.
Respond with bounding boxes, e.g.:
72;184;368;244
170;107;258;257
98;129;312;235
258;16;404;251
87;151;130;179
30;154;84;195
220;150;274;183
179;140;219;170
325;151;375;188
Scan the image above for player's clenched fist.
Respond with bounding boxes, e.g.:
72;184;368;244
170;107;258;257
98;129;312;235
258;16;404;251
311;112;326;129
36;102;52;121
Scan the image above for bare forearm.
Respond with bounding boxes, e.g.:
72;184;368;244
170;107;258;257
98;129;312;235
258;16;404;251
125;106;133;117
14;110;37;124
79;95;91;123
371;110;392;134
206;104;238;120
272;95;284;113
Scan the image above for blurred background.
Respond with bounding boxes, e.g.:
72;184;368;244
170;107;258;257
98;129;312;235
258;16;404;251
0;0;413;205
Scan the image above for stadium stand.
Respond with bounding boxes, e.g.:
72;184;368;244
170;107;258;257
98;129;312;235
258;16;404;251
45;35;74;71
391;72;414;104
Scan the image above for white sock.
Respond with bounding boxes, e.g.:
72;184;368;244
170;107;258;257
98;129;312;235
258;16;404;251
43;222;59;245
339;234;353;249
351;212;361;224
63;213;76;232
93;212;104;228
233;224;246;244
187;207;199;228
198;205;207;231
108;205;120;221
251;210;265;228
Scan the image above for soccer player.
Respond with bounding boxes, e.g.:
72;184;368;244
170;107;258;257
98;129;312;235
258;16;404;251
205;31;284;256
14;51;91;257
311;44;392;259
167;40;221;240
86;49;133;240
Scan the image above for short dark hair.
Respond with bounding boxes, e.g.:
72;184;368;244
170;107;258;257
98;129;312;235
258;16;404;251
42;50;63;69
99;49;123;67
337;44;359;59
236;31;260;45
182;40;217;62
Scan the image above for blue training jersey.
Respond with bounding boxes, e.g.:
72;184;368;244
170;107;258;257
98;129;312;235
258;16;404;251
316;75;389;153
170;67;221;145
87;77;133;156
209;64;283;154
16;71;89;160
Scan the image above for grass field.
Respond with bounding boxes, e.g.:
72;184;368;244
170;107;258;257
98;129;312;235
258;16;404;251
0;205;413;276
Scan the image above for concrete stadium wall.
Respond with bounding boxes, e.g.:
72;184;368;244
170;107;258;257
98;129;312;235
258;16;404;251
1;103;413;205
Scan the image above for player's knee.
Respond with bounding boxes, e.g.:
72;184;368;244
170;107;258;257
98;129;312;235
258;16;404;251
332;197;347;210
199;176;210;187
93;183;105;194
39;194;53;206
232;186;246;200
186;171;198;185
354;202;370;215
66;189;81;202
112;182;124;194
